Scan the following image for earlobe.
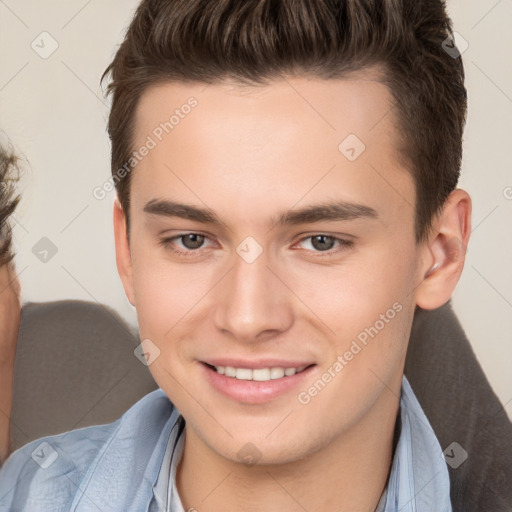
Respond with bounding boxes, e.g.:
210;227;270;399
415;189;472;310
113;198;136;306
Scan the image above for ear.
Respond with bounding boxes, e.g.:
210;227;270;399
415;189;472;310
113;198;136;306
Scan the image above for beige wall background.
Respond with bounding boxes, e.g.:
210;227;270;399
1;1;511;418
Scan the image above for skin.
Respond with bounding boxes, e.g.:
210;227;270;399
0;261;21;464
114;72;471;511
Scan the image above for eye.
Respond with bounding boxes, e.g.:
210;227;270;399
159;233;214;257
295;235;353;257
159;232;354;259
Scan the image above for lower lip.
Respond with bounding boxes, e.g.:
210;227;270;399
201;363;316;404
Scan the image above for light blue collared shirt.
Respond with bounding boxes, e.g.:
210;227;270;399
0;376;451;511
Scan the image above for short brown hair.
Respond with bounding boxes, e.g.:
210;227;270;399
0;142;20;266
102;0;467;242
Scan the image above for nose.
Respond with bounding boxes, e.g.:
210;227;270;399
213;247;294;343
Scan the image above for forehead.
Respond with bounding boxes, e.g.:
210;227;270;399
130;73;414;230
135;72;398;146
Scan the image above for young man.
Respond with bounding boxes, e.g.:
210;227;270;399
0;0;474;510
0;142;21;465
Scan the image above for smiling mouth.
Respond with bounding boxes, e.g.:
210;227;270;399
204;363;315;382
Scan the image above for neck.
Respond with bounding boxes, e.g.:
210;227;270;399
177;383;400;512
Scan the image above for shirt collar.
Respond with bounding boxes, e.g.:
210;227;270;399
382;376;452;511
152;416;185;511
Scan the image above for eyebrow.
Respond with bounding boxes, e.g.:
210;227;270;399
143;198;378;229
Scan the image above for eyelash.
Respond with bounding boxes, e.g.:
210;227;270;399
158;233;354;259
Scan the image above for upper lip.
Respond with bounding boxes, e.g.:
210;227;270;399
202;359;315;369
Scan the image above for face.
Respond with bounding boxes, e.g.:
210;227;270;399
115;73;432;465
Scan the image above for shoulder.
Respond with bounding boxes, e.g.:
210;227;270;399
0;389;174;511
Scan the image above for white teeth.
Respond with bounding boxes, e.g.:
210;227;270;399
270;367;285;379
213;364;308;381
252;368;271;381
235;368;253;380
225;366;236;377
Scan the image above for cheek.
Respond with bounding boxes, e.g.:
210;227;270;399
131;241;180;337
288;240;417;340
291;254;416;420
130;242;218;352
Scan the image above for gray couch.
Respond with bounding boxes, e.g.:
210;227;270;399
10;300;512;511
